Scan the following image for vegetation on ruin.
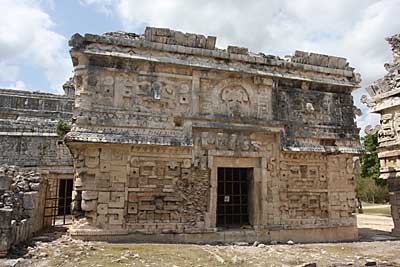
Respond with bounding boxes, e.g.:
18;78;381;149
356;133;389;203
56;120;71;137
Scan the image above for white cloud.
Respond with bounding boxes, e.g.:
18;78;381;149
79;0;115;15
0;61;19;82
0;0;72;93
82;0;400;132
0;80;28;91
15;80;27;90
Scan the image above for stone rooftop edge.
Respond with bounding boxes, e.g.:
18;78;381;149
69;27;360;84
0;88;73;100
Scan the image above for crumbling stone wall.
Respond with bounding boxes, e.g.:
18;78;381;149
364;34;400;234
69;145;209;235
66;27;362;243
0;165;48;257
0;89;74;211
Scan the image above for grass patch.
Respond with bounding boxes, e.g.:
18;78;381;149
363;206;391;216
45;243;243;267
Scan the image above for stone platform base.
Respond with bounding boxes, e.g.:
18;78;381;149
70;226;358;244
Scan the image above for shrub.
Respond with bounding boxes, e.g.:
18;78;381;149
356;132;389;203
56;120;71;137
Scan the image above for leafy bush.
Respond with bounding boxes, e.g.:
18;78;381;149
56;120;71;137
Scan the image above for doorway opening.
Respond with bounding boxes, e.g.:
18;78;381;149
44;178;73;226
216;167;252;228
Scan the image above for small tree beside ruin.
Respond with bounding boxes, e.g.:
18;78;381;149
356;133;389;203
56;120;71;137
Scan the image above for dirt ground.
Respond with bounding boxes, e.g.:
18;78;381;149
1;213;399;267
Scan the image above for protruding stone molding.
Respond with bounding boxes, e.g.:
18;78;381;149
70;30;358;78
0;132;59;137
65;127;193;146
364;125;380;135
360;94;377;108
69;228;129;236
76;48;359;88
281;151;325;161
130;144;192;157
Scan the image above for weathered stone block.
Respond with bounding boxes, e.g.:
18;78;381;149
0;208;12;229
128;192;138;202
81;200;97;211
82;190;98;200
109;192;125;208
100;161;111;172
128;203;138;214
108;209;124;225
98;192;110;203
97;203;108;215
22;192;37;210
97;214;108;226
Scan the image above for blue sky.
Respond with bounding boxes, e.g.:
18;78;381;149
1;0;400;132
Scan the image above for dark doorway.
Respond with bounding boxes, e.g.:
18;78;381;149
58;179;73;216
217;167;251;228
44;178;73;226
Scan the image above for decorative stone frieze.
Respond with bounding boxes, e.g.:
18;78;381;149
65;27;362;243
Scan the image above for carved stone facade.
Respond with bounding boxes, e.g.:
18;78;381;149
66;27;362;243
364;34;400;234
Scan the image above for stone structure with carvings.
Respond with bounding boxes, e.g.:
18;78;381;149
66;27;362;243
0;88;73;172
0;88;74;256
364;34;400;234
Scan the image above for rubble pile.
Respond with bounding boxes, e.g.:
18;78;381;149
0;165;47;257
0;165;44;216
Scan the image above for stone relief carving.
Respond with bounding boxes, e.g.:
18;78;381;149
276;87;356;128
219;85;250;117
394;112;400;134
200;78;272;119
360;95;376;108
200;132;263;152
221;85;249;104
379;113;395;142
364;124;381;135
94;72;192;113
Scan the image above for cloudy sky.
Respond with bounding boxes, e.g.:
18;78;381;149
1;0;400;131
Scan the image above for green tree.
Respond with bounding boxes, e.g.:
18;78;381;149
356;132;389;203
56;120;71;137
359;133;380;181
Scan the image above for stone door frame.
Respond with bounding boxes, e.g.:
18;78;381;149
206;151;267;230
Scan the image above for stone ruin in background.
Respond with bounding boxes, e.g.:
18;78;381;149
65;26;363;243
364;34;400;235
0;165;48;256
0;83;74;256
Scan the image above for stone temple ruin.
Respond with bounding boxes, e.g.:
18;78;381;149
63;27;363;243
364;34;400;235
0;88;74;255
0;27;367;252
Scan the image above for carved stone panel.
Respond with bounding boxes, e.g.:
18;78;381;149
199;78;272;120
